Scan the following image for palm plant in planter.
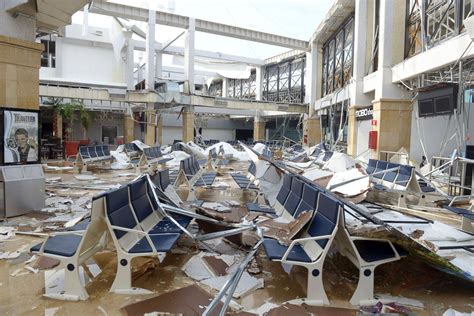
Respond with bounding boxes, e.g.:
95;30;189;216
54;99;93;141
54;99;93;157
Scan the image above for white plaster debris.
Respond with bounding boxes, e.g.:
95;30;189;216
200;271;264;299
327;168;369;196
74;174;99;181
0;226;16;241
183;255;216;281
322;152;356;173
201;202;231;213
443;308;474;316
376;294;424;309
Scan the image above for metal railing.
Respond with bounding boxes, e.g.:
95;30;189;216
428;156;474;196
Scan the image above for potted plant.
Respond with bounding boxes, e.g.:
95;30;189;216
53;99;91;158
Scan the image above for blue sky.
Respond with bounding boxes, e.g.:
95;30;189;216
74;0;333;59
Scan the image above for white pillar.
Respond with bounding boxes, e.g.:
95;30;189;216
146;9;156;90
375;0;406;100
155;51;162;79
82;4;89;36
350;0;372;106
125;39;135;90
255;66;263;101
222;78;228;98
305;43;318;117
184;18;195;94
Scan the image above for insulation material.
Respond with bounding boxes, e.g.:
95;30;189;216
172;55;253;79
205;142;250;161
200;271;264;299
327;168;370;197
252;143;266;154
323;152;356;173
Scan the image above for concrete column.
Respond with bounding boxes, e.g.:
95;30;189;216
305;43;319;116
156;113;163;144
222;78;228;97
155;51;162;79
375;0;407;100
347;107;357;156
253;116;265;141
145;9;156;89
305;117;322;146
82;4;89;36
54;112;63;140
182;106;195;142
255;66;263;101
348;0;373;156
0;35;43;109
372;99;413;158
184;18;195;94
144;104;156;145
124;113;134;143
125;39;135;90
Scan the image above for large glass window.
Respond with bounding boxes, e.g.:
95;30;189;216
321;17;354;97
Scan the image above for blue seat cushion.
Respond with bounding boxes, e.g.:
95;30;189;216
246;203;275;214
353;240;396;262
30;234;82;257
263;238;311;263
443;206;474;220
128;233;181;253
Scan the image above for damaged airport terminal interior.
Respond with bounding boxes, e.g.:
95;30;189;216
1;0;474;315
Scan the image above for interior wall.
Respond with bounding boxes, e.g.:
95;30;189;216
356;119;371;156
410;94;474;164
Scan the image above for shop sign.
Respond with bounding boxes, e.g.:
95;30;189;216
355;106;373;121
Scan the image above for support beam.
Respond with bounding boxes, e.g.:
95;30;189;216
304;116;321;146
144;105;156;145
90;1;309;51
125;39;134;90
145;9;156;89
255;67;263;101
124;113;134;143
156;113;163;144
253;115;265;141
305;43;319;116
184;18;195;94
182;106;194;142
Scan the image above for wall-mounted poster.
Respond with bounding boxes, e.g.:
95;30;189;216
1;109;40;165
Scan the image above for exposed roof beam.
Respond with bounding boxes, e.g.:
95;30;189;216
90;1;309;51
39;85;307;113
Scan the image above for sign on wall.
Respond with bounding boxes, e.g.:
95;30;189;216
355;106;373;121
0;108;40;165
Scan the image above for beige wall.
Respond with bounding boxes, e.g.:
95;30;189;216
253;120;265;141
0;35;43;110
372;98;412;158
304;117;321;146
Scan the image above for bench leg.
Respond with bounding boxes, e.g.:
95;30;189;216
44;262;88;301
305;263;329;306
461;217;474;233
350;266;378;306
187;188;197;202
110;256;153;295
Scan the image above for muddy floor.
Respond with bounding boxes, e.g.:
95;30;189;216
0;161;472;315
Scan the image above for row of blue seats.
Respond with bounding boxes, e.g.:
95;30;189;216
231;161;258;190
78;145;112;161
180;156;217;187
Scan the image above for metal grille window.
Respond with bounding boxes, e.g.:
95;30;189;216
262;54;306;104
225;70;256;100
405;0;472;59
322;16;354;97
208;80;223;97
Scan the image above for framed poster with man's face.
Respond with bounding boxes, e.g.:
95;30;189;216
0;108;41;165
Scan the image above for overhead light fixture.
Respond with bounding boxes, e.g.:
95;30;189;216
465;15;474;40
